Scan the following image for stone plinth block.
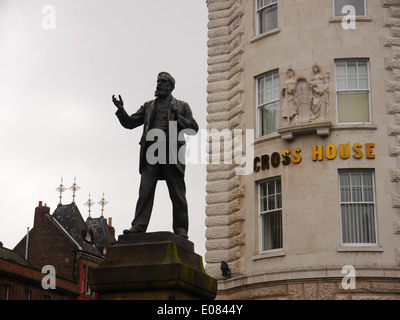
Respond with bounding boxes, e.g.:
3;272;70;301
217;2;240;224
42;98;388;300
89;232;217;300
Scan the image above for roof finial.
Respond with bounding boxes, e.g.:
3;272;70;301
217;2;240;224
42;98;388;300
69;176;80;204
84;193;95;218
98;192;108;217
55;177;67;205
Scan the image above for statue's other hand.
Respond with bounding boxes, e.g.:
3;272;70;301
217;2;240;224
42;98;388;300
112;94;124;109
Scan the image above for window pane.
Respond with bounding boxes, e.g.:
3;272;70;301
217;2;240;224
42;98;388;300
358;76;368;90
260;196;267;212
362;172;373;201
347;75;358;89
362;172;372;186
265;74;272;88
341;204;375;244
347;61;357;76
336;76;347;90
259;4;278;33
262;210;282;251
260;101;280;135
258;78;264;104
260;183;266;197
340;172;351;202
276;193;282;209
276;179;281;193
341;186;351;202
358;61;368;75
346;60;357;75
260;178;283;252
340;172;350;186
363;187;373;202
336;60;369;90
268;195;275;210
267;181;275;194
272;75;280;100
258;71;280;136
266;87;273;102
351;172;361;187
352;187;362;202
334;0;366;17
339;170;376;244
337;91;370;123
336;62;346;76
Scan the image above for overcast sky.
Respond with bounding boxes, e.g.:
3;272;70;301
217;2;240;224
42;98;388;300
0;0;209;257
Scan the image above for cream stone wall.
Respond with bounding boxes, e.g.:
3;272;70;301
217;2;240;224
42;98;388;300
206;0;400;299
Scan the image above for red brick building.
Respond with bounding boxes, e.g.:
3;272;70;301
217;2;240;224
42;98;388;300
8;201;116;300
0;242;77;300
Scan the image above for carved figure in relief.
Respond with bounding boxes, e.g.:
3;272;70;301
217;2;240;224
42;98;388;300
281;64;330;126
310;64;330;121
281;68;298;124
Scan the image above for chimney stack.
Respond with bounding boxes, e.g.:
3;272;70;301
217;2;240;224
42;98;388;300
34;201;50;227
107;217;115;237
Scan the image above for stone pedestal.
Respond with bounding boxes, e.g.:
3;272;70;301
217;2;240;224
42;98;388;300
89;232;217;300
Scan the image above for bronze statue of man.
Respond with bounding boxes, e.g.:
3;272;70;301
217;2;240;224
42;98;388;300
112;72;199;239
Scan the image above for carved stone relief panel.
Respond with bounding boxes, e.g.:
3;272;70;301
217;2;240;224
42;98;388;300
278;65;332;141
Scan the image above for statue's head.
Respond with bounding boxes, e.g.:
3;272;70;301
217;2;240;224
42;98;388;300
155;72;175;97
312;64;321;75
286;68;295;78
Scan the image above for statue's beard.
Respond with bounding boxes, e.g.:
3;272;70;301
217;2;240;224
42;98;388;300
155;87;170;97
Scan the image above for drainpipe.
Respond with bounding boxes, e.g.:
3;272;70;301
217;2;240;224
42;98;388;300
25;227;29;260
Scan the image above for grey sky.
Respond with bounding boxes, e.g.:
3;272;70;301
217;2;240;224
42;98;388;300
0;0;209;257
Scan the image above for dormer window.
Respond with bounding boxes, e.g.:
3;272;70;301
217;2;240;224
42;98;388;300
102;245;109;257
84;229;94;243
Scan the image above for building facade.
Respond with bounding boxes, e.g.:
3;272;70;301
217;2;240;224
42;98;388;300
205;0;400;299
12;201;116;299
0;242;78;300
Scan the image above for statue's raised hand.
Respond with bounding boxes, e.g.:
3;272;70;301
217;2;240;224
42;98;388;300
112;94;124;109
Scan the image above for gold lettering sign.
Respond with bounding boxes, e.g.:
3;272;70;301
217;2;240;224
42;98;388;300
312;143;375;161
254;143;375;172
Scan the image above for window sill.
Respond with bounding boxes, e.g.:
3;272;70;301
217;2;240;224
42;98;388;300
332;123;377;131
329;17;373;24
253;249;286;260
250;28;281;44
277;121;333;141
254;132;281;145
337;245;383;252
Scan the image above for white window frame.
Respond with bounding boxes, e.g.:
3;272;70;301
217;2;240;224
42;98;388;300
258;177;283;253
333;0;367;18
335;58;372;124
338;170;378;246
256;70;280;137
256;0;278;35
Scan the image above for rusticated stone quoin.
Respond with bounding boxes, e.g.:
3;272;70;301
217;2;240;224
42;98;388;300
384;0;400;267
205;0;245;280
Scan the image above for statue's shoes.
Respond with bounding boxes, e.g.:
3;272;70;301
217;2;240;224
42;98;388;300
123;227;142;235
174;229;188;239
